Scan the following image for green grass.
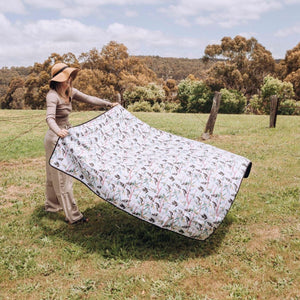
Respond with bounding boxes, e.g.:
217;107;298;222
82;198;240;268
0;109;299;299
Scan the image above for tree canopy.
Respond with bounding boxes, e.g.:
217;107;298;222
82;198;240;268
21;42;157;109
277;42;300;100
79;41;157;106
203;36;275;96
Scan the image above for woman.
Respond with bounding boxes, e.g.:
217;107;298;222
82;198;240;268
44;62;118;224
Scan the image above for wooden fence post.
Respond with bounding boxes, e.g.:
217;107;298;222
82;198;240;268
269;95;279;128
202;92;221;140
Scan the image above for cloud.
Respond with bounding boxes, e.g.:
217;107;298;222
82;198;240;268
0;0;26;14
24;0;65;10
0;16;206;67
275;23;300;36
284;0;300;3
124;9;138;17
0;17;107;66
2;0;297;66
163;0;282;28
0;14;23;42
106;23;205;56
21;0;169;17
23;19;104;42
107;23;172;46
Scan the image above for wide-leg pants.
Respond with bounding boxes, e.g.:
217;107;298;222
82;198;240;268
44;129;83;223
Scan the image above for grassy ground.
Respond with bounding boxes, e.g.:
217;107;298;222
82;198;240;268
0;109;299;300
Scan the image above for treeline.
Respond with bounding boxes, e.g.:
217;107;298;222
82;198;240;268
140;56;214;81
0;36;299;115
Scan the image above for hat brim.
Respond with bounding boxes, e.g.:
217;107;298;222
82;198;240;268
50;67;80;83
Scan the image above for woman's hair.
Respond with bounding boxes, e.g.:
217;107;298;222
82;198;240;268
50;79;72;99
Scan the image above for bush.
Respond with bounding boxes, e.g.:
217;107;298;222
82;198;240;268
164;102;181;113
261;76;294;101
177;78;213;113
220;88;246;114
279;99;300;115
124;83;166;105
127;101;153;112
247;95;300;115
152;102;162;112
259;75;295;114
246;94;265;114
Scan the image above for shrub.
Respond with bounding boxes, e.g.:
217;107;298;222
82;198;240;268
278;99;300;115
219;88;246;114
164;102;181;113
261;75;294;101
127;101;153;112
124;83;165;105
177;78;213;113
247;94;265;114
260;75;295;114
152;102;162;112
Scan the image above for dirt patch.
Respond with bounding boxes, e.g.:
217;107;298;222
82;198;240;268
0;157;44;169
247;224;282;251
0;158;43;206
1;183;40;202
125;261;166;280
180;273;228;299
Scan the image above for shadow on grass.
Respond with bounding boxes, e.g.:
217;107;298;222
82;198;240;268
31;202;233;261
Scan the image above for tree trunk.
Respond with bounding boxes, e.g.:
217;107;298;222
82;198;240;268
202;92;221;140
269;95;279;128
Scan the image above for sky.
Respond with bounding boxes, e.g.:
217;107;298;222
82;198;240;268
0;0;300;67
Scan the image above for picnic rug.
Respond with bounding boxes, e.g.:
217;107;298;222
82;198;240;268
50;105;252;240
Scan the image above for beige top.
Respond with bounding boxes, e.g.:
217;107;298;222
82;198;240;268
46;88;112;135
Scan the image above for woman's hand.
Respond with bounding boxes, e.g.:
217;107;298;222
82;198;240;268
110;102;119;108
57;129;69;138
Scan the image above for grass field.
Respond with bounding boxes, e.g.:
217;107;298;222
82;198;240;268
0;109;299;299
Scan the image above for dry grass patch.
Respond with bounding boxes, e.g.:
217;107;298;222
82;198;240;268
247;224;282;252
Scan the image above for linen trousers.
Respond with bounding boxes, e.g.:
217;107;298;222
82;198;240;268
44;129;83;223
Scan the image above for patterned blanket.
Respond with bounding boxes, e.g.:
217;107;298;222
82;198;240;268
50;105;252;240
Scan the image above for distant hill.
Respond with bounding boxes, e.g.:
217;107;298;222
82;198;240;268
136;56;214;81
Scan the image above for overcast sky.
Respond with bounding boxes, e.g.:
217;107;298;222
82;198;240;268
0;0;300;67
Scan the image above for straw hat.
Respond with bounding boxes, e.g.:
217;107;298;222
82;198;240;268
50;63;80;83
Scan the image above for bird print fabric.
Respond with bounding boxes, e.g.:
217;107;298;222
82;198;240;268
50;105;251;240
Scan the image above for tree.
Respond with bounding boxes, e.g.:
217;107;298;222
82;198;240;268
101;41;157;106
11;87;26;109
203;36;275;97
278;42;300;100
1;77;24;109
163;78;178;102
79;48;103;70
79;42;157;106
0;66;31;108
72;68;109;110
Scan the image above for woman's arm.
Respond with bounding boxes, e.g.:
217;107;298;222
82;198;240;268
72;88;115;108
